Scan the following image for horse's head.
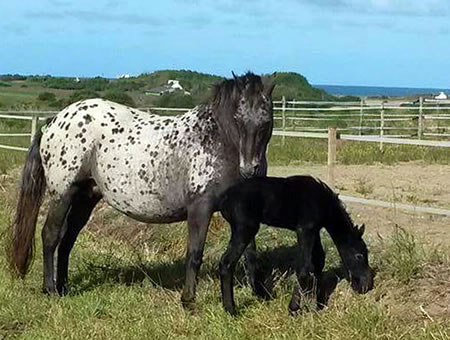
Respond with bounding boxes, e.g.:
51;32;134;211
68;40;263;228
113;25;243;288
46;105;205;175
212;72;275;178
339;224;374;294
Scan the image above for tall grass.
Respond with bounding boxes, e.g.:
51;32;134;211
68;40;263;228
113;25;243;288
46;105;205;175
0;185;449;339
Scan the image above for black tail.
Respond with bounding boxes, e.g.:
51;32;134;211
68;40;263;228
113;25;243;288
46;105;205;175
7;130;46;278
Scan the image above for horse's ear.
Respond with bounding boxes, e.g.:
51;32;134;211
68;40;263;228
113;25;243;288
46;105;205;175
358;224;365;236
232;71;243;91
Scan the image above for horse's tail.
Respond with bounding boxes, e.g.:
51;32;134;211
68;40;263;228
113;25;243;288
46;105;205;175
7;129;46;278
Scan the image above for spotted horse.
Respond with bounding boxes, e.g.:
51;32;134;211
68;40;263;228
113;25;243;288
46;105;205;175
8;72;275;307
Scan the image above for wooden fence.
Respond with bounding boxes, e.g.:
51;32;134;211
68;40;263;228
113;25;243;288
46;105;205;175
274;97;450;150
1;104;450;218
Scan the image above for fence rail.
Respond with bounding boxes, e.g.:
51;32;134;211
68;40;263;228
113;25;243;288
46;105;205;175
1;98;450;151
0;109;449;218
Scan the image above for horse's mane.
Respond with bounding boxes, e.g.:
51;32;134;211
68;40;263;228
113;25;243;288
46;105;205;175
211;72;263;109
209;72;264;145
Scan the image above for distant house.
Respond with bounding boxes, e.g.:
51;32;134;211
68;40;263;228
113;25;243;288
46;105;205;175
435;92;448;100
145;79;191;96
117;74;131;79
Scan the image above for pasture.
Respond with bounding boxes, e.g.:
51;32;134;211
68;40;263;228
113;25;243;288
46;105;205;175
0;133;449;339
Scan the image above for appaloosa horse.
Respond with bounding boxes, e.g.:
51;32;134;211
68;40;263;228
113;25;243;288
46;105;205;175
8;72;275;307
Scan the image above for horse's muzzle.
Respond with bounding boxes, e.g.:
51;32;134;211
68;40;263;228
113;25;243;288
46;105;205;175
350;270;374;294
239;164;260;179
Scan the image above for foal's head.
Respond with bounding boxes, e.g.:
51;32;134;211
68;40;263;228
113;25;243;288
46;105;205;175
339;224;374;294
212;72;274;178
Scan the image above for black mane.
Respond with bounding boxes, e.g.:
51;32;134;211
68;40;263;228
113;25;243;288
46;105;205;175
211;72;263;109
208;72;264;146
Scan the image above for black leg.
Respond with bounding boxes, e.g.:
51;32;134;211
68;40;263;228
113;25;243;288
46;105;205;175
219;223;259;315
56;189;101;295
311;235;327;309
181;197;214;308
288;227;317;314
41;192;75;294
243;238;268;299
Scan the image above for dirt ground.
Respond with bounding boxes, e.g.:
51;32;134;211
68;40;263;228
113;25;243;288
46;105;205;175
270;163;450;248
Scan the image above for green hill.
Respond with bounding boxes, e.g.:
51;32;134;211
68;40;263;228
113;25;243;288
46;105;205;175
0;70;346;109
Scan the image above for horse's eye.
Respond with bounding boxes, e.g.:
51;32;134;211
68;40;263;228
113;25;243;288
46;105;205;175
355;253;364;261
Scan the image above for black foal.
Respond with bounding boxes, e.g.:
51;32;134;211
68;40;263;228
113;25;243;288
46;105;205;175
219;175;374;315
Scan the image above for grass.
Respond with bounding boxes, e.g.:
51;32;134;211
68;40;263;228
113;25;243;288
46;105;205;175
267;136;450;166
0;171;450;339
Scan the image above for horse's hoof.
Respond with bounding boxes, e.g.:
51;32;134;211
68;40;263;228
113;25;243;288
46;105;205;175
42;286;58;296
181;294;196;311
57;284;69;296
254;286;272;300
224;305;238;317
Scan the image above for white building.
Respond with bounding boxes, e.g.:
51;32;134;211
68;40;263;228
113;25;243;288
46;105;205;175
435;92;448;100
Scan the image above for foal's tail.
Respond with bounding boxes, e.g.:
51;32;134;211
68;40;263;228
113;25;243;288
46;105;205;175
7;129;46;278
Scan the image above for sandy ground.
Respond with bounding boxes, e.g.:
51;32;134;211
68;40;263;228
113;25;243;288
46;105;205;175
269;163;450;247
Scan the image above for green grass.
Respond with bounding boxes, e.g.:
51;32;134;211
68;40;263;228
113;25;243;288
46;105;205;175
267;136;450;166
0;181;449;339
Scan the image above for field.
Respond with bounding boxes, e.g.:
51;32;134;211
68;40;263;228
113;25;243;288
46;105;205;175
0;133;449;339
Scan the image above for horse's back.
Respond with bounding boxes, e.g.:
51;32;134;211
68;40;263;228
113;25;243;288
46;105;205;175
220;175;335;229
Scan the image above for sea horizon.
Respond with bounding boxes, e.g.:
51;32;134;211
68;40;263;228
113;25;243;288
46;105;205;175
314;84;450;97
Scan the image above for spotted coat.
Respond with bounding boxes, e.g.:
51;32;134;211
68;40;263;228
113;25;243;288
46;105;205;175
40;98;234;223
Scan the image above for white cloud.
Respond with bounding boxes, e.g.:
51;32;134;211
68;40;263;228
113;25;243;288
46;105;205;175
296;0;450;16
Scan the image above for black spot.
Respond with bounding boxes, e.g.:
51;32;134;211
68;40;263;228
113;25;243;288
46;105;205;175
81;138;86;143
78;121;83;128
83;114;92;123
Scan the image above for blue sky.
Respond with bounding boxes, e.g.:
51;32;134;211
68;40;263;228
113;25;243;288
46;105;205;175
1;0;449;87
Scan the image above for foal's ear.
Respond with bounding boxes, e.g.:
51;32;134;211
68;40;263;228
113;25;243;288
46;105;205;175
358;224;366;237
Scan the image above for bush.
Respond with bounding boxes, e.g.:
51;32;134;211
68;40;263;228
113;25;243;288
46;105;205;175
69;89;100;103
155;91;194;108
38;92;56;101
103;90;135;107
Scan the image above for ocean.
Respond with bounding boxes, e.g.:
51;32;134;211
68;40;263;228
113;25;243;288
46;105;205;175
314;84;450;97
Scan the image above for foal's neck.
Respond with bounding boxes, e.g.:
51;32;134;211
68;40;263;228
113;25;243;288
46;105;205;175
323;204;355;246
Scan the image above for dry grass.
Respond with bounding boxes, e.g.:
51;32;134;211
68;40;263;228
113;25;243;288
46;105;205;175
1;171;450;339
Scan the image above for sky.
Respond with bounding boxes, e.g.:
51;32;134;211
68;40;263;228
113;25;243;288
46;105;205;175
1;0;449;88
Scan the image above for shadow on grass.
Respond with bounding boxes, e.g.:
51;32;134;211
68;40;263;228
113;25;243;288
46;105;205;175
69;245;345;307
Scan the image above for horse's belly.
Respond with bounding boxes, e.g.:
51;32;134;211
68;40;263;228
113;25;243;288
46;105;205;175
92;159;188;223
101;186;188;223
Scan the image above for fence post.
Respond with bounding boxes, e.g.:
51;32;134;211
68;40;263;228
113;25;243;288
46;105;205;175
328;126;337;190
281;96;286;146
379;101;385;151
31;115;38;142
418;97;423;140
359;97;365;135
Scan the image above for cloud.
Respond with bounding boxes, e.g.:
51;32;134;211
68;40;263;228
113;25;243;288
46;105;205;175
297;0;450;16
26;9;164;26
2;23;28;36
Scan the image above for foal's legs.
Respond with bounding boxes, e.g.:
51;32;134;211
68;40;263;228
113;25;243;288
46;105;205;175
311;236;327;309
243;238;268;299
219;223;260;315
56;187;102;295
42;189;77;294
288;226;318;313
181;198;214;307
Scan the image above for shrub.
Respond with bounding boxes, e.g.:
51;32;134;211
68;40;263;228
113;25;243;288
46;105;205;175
103;90;135;107
38;92;56;101
69;89;100;103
